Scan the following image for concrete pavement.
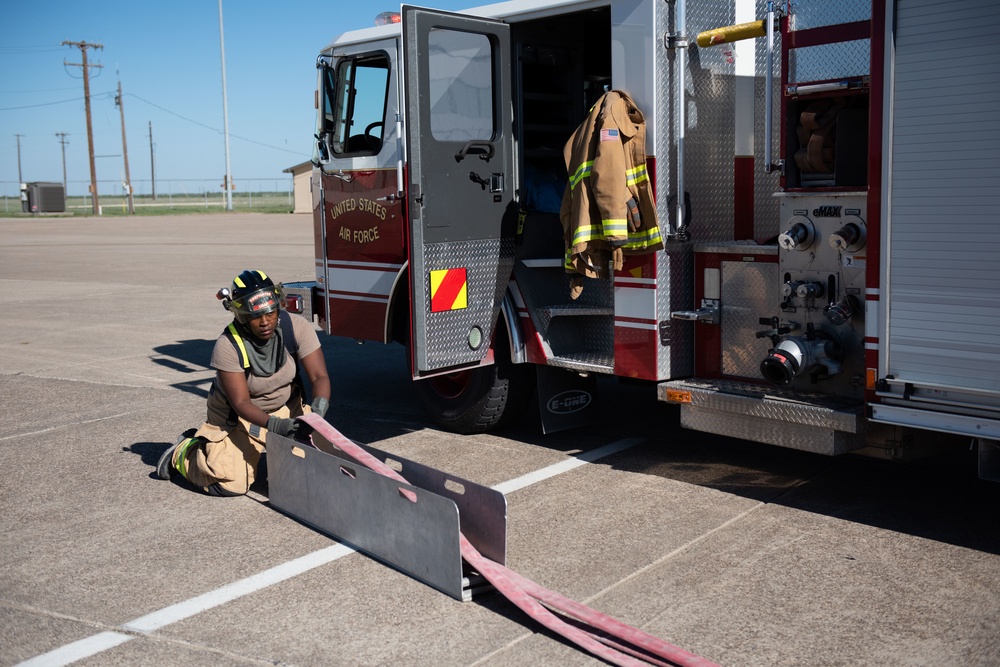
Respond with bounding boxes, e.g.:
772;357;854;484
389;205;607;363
2;214;998;666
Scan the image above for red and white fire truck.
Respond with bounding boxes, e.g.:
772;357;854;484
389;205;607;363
287;0;1000;478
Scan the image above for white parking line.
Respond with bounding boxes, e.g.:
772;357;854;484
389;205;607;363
493;437;645;494
16;633;134;667
16;437;644;666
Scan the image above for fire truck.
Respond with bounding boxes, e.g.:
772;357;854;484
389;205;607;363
288;0;1000;479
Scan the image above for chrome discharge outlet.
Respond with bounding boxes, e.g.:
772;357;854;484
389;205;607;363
761;332;842;386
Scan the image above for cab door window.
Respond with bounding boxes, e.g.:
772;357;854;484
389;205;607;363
427;29;494;142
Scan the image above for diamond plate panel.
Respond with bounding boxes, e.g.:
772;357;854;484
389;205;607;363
679;405;864;454
790;39;871;83
648;1;731;380
788;0;871;31
665;378;864;429
422;238;513;369
654;1;737;244
721;259;778;378
658;378;866;454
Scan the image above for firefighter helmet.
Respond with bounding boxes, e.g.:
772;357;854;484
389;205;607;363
223;269;283;323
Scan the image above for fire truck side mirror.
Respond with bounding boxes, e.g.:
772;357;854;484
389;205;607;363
315;133;331;165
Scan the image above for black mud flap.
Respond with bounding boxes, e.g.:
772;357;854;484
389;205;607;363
536;366;600;435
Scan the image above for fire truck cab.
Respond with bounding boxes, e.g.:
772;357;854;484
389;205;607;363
296;0;1000;479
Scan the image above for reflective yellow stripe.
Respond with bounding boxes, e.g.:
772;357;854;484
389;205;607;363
175;437;198;480
571;224;601;246
227;323;251;369
602;218;628;237
625;164;648;187
573;221;661;251
233;270;267;289
623;225;663;250
568;161;593;190
571;162;646;190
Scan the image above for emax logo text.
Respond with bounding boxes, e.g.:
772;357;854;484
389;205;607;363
813;205;842;217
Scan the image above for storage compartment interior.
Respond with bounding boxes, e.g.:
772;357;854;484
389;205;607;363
785;91;869;189
505;9;615;370
510;8;611;224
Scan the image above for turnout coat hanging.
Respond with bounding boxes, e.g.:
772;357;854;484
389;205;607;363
559;90;663;285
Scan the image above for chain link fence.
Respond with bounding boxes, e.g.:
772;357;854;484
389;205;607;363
0;178;297;216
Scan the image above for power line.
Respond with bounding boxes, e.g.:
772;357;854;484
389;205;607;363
0;96;85;111
1;90;305;157
0;44;66;54
125;93;304;155
0;85;81;94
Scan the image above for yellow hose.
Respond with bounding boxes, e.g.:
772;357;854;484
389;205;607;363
696;20;766;48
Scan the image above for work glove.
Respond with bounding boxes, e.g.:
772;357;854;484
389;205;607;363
625;196;641;233
310;397;329;419
266;416;298;438
611;247;624;272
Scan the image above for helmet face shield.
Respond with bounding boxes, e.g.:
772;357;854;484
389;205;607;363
224;269;284;323
232;286;280;322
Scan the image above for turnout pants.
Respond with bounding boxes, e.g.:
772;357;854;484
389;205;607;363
175;400;308;496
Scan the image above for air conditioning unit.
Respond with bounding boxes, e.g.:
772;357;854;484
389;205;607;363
21;182;66;213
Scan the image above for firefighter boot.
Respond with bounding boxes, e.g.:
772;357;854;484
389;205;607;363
156;429;199;480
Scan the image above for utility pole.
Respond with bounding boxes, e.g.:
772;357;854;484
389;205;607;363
56;132;69;193
218;0;233;211
115;77;134;214
147;121;156;200
63;40;103;216
15;134;24;184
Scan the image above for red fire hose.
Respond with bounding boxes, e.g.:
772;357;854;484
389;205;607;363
299;413;719;667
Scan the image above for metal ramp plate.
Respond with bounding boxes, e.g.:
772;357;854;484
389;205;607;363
267;432;506;601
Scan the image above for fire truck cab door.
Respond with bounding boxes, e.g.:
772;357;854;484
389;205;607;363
402;5;515;375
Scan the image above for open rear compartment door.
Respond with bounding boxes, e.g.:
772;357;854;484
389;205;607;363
402;5;516;375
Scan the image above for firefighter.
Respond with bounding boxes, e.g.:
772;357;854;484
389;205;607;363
156;269;331;496
560;89;663;298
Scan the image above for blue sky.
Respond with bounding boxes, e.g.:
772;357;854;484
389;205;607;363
1;1;469;197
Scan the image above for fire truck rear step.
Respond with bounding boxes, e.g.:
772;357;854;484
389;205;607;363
536;303;615;373
545;351;614;373
660;378;866;456
512;258;615;372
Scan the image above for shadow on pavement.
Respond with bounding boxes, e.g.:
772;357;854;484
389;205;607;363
152;338;214;370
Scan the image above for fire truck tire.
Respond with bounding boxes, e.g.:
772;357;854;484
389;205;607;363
411;325;533;434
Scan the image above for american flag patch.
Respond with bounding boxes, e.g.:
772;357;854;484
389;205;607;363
600;128;619;142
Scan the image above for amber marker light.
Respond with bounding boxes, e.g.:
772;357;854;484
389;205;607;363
665;389;692;404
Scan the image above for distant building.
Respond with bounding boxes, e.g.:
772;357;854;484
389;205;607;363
283;161;315;214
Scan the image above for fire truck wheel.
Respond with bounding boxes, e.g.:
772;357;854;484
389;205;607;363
411;325;533;434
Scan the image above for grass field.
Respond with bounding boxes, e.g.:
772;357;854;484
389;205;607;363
0;191;295;217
